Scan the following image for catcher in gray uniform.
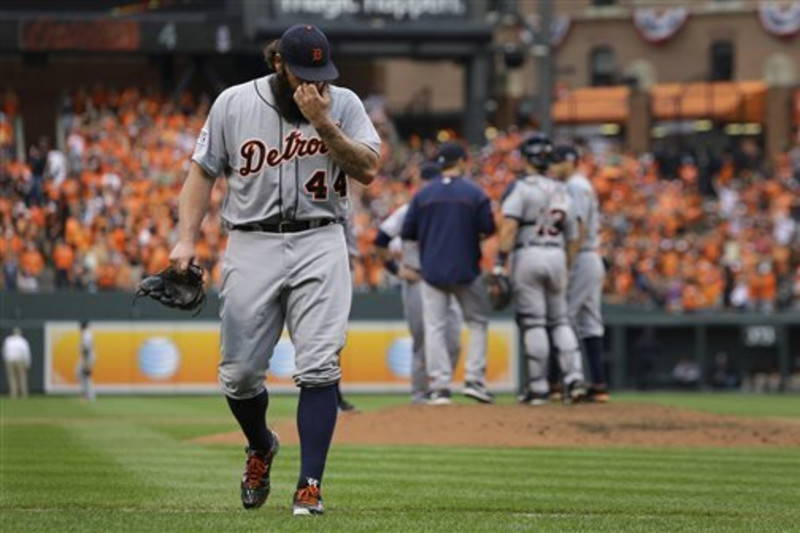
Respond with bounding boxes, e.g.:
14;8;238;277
374;163;463;404
493;133;586;405
169;24;380;516
552;145;609;403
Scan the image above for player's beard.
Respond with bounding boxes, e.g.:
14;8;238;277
270;67;309;125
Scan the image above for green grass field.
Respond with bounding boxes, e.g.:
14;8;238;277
2;393;799;532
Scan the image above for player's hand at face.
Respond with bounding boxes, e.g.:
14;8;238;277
294;82;331;127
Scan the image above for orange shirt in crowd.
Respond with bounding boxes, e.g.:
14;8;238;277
682;284;703;312
53;243;75;271
752;271;777;303
146;246;170;275
96;263;118;289
21;248;45;276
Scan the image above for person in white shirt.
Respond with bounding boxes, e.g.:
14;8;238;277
78;321;96;402
3;328;31;398
46;148;68;187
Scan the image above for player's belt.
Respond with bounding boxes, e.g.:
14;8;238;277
230;218;340;233
579;247;598;253
514;241;561;250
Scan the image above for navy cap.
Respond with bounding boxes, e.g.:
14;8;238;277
420;162;442;181
436;142;467;167
552;145;579;164
279;24;338;82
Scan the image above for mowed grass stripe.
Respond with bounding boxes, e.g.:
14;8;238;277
4;508;786;533
3;396;800;533
329;457;800;489
321;446;800;516
331;444;800;462
328;445;800;474
0;425;150;509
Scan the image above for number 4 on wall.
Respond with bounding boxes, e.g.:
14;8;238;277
304;170;348;201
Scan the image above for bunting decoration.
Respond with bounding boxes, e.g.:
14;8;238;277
758;1;800;38
518;14;571;49
633;7;689;44
550;14;572;48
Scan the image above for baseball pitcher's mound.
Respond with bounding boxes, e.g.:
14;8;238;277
193;402;800;448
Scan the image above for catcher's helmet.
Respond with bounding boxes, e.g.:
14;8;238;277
519;132;553;170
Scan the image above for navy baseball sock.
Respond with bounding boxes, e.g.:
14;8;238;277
547;346;561;389
297;383;338;488
226;390;274;453
585;336;605;386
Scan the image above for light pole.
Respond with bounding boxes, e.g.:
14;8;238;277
536;0;554;135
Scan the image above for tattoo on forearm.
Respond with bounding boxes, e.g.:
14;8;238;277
316;121;377;182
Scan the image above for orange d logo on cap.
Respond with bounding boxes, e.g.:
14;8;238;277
312;48;323;62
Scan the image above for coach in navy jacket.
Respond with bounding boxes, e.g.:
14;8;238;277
401;142;496;405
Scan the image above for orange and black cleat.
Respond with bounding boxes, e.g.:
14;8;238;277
240;430;280;509
292;478;325;516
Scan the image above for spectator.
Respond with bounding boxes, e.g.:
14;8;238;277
3;252;19;290
3;327;31;399
26;139;47;206
45;145;68;188
52;239;75;288
672;357;701;388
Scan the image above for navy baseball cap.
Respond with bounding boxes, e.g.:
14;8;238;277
420;162;442;181
279;24;339;82
552;145;579;164
436;142;467;167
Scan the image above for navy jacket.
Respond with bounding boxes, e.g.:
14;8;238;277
401;176;495;286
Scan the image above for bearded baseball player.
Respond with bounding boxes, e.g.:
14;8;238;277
494;133;586;405
169;24;380;516
552;145;609;402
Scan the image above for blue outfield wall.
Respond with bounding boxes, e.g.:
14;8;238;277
1;290;798;394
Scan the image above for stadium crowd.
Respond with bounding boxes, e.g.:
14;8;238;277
2;85;800;313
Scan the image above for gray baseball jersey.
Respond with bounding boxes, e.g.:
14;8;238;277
193;74;381;225
194;75;381;395
566;172;599;251
344;211;360;259
502;174;578;248
567;172;605;339
378;204;420;271
501;175;584;395
379;203;461;399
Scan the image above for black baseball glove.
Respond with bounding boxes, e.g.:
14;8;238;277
134;264;206;315
486;271;512;311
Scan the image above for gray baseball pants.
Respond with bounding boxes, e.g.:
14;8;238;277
402;279;462;398
421;276;490;392
218;223;350;398
568;251;605;339
512;247;584;394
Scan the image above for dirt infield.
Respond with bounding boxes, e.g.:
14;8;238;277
193;403;800;448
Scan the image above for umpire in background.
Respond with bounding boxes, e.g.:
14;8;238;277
401;142;496;405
